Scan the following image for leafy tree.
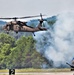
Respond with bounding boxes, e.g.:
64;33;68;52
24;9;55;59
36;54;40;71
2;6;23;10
0;33;50;69
9;36;47;69
0;33;15;69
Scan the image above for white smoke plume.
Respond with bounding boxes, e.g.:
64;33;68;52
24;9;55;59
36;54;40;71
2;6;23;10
34;12;74;67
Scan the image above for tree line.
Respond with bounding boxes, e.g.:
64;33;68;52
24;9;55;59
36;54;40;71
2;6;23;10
0;33;51;69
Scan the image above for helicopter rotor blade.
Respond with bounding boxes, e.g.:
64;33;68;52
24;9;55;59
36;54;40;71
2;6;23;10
17;14;45;19
0;14;46;20
0;18;12;19
40;13;43;20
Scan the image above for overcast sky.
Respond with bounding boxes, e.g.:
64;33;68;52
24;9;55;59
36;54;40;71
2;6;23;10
0;0;74;18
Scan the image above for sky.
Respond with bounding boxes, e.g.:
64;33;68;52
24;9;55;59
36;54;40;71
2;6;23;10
0;0;74;18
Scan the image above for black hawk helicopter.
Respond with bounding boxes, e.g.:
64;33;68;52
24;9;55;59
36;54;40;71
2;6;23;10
0;13;47;36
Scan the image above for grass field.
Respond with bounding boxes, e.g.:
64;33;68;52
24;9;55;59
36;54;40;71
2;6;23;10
0;68;71;73
0;68;73;75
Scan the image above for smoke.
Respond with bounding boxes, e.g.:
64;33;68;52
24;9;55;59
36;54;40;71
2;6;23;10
33;12;74;67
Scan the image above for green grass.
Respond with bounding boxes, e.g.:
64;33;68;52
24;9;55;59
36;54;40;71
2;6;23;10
0;69;8;73
0;68;72;75
0;68;71;73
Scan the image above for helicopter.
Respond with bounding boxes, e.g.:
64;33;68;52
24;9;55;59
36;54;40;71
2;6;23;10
0;13;47;36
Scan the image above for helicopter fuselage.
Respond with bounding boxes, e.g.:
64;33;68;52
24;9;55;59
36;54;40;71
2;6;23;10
3;21;47;33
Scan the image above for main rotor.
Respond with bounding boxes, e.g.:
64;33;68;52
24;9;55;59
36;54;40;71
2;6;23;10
0;13;45;21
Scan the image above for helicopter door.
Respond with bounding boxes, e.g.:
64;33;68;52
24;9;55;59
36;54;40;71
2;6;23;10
13;25;20;32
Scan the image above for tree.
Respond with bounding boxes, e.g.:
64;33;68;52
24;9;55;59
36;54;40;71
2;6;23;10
0;33;15;69
0;33;49;69
9;36;47;69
